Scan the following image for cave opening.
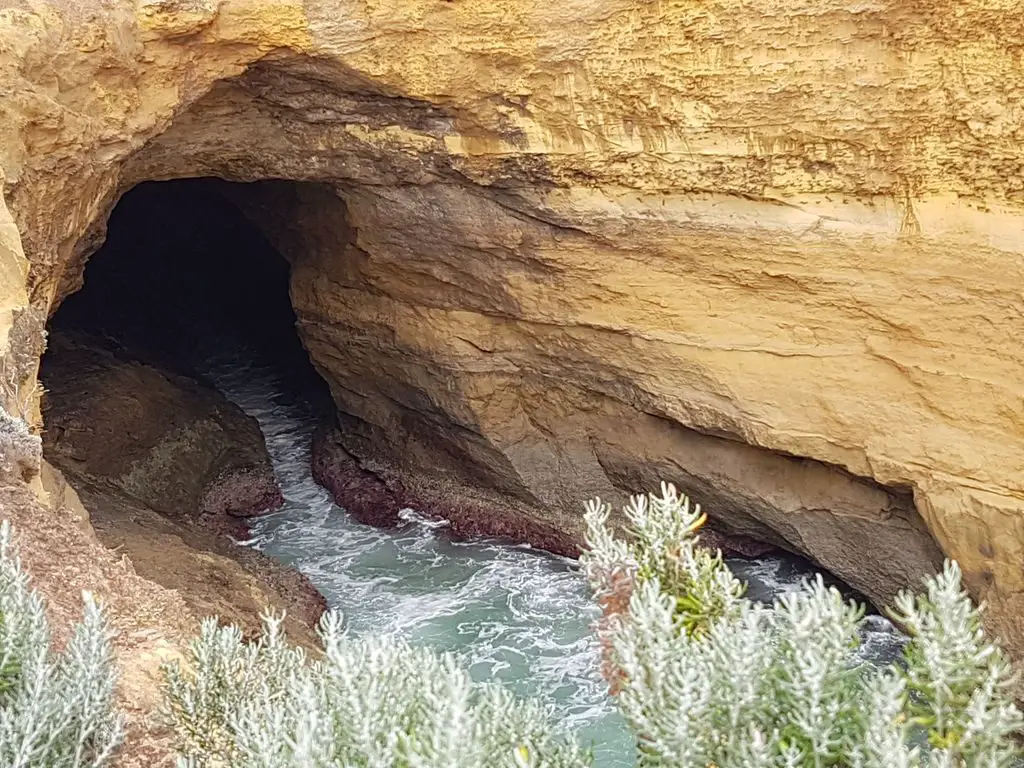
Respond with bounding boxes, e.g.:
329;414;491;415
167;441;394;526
34;175;929;636
35;176;345;639
44;177;331;405
30;177;911;743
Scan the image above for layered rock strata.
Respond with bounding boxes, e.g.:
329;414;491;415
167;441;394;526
0;0;1019;658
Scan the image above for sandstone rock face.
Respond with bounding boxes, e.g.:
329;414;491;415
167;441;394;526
0;0;1021;654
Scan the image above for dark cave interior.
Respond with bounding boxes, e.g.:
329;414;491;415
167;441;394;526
43;178;331;407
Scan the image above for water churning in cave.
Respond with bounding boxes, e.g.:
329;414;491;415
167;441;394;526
41;178;903;766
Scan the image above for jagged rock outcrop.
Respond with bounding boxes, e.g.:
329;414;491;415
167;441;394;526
0;0;1021;662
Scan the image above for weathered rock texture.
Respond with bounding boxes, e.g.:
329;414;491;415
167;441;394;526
2;401;192;766
40;331;324;646
0;0;1021;658
42;331;283;525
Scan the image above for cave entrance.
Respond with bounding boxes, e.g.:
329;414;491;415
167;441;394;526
45;178;330;400
36;177;337;640
39;176;342;529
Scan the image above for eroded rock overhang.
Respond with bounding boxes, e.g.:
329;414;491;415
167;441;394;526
0;0;1021;654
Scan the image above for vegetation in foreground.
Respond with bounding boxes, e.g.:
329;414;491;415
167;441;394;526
163;612;588;767
0;483;1021;767
0;521;123;768
582;483;1022;768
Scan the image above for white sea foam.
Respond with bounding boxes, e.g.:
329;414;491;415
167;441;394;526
202;351;906;767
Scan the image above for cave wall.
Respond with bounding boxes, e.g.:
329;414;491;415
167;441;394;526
0;0;1022;652
213;173;944;605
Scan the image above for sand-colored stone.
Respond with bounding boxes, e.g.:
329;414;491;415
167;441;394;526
0;0;1021;664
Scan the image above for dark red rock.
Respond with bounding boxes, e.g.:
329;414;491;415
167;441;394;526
311;426;405;527
309;422;785;562
423;498;581;558
201;465;285;518
311;423;582;557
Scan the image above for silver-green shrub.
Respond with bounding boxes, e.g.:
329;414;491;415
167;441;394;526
162;611;590;768
0;520;123;767
582;482;1023;768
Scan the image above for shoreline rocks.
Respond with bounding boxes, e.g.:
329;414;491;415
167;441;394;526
310;420;780;562
311;422;582;557
40;331;326;645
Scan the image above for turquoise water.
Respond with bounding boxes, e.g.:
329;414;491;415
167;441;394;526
206;358;904;766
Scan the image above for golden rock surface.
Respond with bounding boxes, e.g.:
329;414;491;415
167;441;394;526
0;0;1021;657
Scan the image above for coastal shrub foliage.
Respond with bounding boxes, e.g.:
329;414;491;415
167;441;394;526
582;482;1023;768
0;521;123;767
2;478;1020;767
162;612;590;768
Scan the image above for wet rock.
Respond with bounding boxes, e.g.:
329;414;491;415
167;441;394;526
312;422;581;557
310;424;403;528
41;331;282;523
201;465;284;519
39;331;324;647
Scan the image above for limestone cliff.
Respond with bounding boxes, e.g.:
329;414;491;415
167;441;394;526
0;0;1021;664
